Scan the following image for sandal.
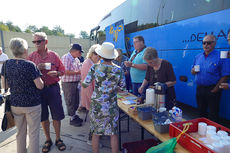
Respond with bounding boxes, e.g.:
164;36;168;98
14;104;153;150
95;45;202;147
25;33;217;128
42;140;53;153
55;139;66;151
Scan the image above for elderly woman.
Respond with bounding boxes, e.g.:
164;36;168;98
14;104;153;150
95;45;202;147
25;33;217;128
80;44;100;144
81;44;100;110
1;38;44;153
82;42;125;153
138;47;176;110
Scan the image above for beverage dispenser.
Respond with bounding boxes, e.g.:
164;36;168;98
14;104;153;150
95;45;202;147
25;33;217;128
154;82;167;110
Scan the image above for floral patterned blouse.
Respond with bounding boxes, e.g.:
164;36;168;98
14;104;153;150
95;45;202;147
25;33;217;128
82;63;125;135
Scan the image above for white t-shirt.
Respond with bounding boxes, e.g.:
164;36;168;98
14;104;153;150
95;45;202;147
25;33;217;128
0;53;9;73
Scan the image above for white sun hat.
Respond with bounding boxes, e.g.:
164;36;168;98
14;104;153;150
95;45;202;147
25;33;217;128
95;42;118;59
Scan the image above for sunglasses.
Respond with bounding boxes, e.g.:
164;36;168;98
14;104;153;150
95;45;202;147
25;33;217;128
93;52;98;55
202;41;214;45
32;39;45;44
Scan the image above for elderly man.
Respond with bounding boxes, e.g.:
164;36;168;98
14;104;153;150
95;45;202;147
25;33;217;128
0;47;9;74
61;44;83;127
28;32;66;153
191;35;230;122
124;35;147;96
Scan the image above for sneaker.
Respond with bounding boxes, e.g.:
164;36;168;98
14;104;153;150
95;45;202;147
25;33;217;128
74;115;83;123
70;118;82;127
87;140;92;145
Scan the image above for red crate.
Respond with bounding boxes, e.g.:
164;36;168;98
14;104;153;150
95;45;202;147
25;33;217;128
169;118;230;153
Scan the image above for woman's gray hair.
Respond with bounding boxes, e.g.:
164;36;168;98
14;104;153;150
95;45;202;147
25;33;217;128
86;44;100;59
33;32;47;40
143;47;158;61
9;38;28;57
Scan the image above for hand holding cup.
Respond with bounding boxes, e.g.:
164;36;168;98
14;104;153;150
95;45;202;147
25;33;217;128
47;71;58;77
194;65;200;72
220;51;228;59
45;63;51;70
219;83;229;89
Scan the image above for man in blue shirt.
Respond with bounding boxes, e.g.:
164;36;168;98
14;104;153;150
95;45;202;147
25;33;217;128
191;35;230;122
124;36;147;96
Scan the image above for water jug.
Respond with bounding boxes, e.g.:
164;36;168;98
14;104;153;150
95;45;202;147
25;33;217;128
154;82;167;110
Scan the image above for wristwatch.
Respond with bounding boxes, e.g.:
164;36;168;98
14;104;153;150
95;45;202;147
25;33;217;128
131;63;135;67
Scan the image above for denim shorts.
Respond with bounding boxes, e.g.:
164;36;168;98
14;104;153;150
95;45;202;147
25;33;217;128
41;83;65;121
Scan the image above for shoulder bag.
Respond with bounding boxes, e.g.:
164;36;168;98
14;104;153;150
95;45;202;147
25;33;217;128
1;60;15;131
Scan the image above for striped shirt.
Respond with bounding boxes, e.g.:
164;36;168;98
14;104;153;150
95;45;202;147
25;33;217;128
61;52;81;82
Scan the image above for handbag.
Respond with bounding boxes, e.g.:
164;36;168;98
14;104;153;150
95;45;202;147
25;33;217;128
1;60;15;131
1;95;15;131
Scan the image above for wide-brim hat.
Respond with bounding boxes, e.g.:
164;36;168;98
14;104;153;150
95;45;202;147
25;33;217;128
95;42;118;59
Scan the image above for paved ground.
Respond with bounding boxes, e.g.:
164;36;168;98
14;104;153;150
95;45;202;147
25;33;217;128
0;87;229;153
0;87;155;153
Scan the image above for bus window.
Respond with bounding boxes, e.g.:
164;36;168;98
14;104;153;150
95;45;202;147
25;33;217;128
161;0;224;25
132;0;162;29
97;30;106;44
224;0;230;9
129;0;162;32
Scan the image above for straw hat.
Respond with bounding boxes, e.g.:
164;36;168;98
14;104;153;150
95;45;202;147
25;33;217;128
95;42;118;59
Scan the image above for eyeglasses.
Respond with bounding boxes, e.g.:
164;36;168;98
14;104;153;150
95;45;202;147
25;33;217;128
202;41;214;45
32;39;45;44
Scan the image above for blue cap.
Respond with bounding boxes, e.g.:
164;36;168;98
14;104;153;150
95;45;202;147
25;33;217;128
71;44;83;53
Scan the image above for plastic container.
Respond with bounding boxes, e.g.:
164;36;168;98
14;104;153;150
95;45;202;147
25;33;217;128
137;106;152;120
169;118;230;153
122;139;161;153
171;106;182;122
154;123;170;133
152;111;174;133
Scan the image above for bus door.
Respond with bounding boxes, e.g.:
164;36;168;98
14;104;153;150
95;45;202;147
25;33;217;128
105;20;126;54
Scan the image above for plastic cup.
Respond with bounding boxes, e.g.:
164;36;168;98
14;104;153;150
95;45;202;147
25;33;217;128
194;65;200;72
45;63;51;70
220;51;228;59
198;122;207;136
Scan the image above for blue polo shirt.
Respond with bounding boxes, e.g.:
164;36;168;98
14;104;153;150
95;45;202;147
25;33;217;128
129;48;147;83
192;50;230;86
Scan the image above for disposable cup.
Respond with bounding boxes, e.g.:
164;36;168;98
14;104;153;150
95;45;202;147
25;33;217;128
220;51;228;59
194;65;200;72
45;63;51;70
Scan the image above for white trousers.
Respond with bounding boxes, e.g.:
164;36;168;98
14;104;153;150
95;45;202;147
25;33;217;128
11;105;41;153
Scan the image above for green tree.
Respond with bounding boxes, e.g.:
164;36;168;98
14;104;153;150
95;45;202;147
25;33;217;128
0;22;9;31
24;29;31;33
52;25;64;36
25;25;38;33
6;21;22;32
79;30;89;39
39;26;53;35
